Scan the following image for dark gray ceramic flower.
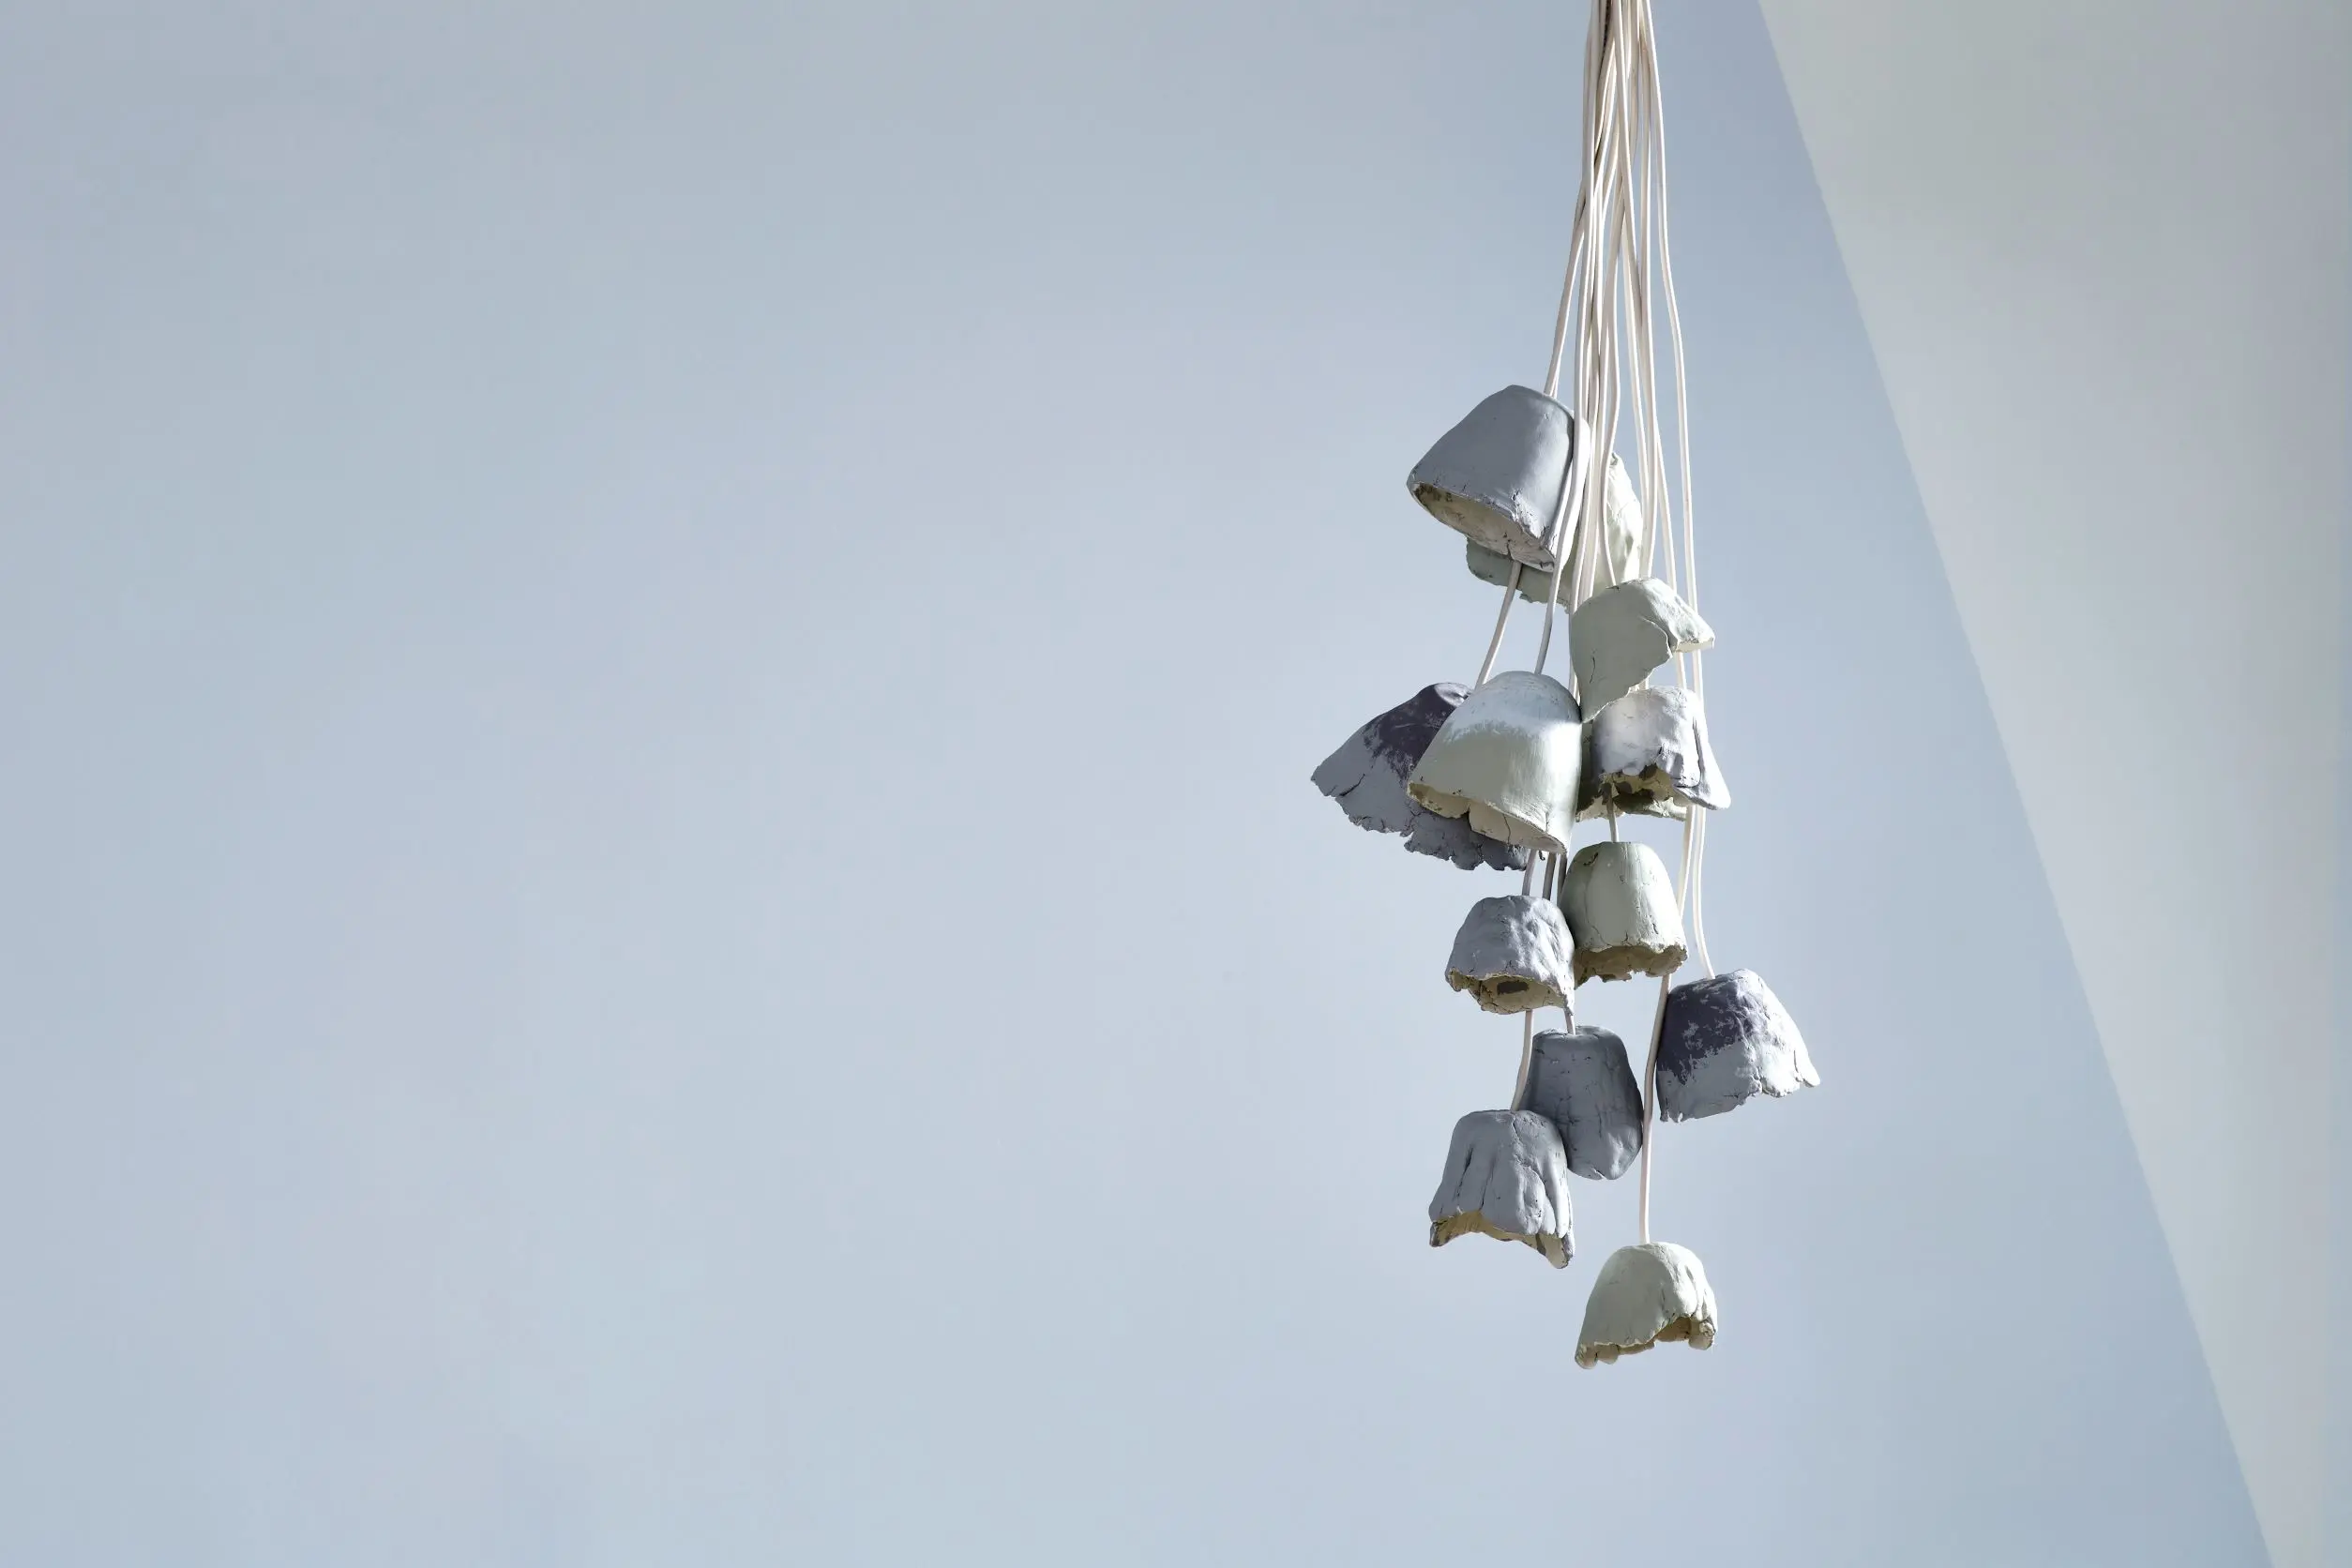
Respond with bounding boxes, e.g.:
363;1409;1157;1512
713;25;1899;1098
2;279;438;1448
1311;685;1528;871
1523;1028;1643;1180
1655;969;1817;1121
1427;1108;1574;1268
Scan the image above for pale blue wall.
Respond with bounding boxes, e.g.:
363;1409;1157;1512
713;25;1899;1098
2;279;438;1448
0;2;2280;1561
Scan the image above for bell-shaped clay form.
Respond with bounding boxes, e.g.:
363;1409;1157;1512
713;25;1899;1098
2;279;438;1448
1462;455;1647;602
1428;1109;1574;1267
1580;686;1730;821
1576;1242;1718;1367
1523;1028;1643;1180
1568;577;1715;714
1409;387;1578;569
1560;840;1685;982
1656;969;1818;1122
1406;671;1583;854
1312;685;1530;872
1445;896;1576;1014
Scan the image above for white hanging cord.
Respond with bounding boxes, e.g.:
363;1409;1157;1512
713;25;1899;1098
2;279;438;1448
1636;805;1698;1243
1554;839;1574;1040
1543;203;1593;404
1635;969;1670;1244
1633;8;1716;1003
1688;809;1715;978
1543;0;1613;402
1472;565;1521;687
1623;2;1719;985
1542;0;1631;632
1635;17;1670;596
1629;7;1698;661
1491;0;1615;698
1571;30;1632;615
1530;0;1621;680
1532;433;1591;676
1599;99;1641;599
1674;804;1696;912
1511;1010;1537;1112
1515;843;1561;1110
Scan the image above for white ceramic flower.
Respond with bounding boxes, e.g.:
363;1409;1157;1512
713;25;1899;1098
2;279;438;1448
1407;671;1584;854
1560;839;1686;982
1580;686;1728;820
1576;1242;1718;1367
1568;577;1714;713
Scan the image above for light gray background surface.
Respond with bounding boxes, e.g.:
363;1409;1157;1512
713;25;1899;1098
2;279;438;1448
1761;8;2350;1560
0;3;2327;1563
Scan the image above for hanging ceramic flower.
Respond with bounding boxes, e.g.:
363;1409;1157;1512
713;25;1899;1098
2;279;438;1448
1569;577;1715;713
1427;1108;1574;1267
1408;386;1579;568
1655;969;1817;1121
1576;1242;1718;1367
1523;1027;1643;1179
1311;684;1530;871
1580;686;1729;820
1445;895;1576;1014
1406;671;1583;854
1560;839;1686;981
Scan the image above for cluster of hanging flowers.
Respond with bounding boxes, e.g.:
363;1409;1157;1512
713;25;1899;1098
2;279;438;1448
1310;0;1815;1368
